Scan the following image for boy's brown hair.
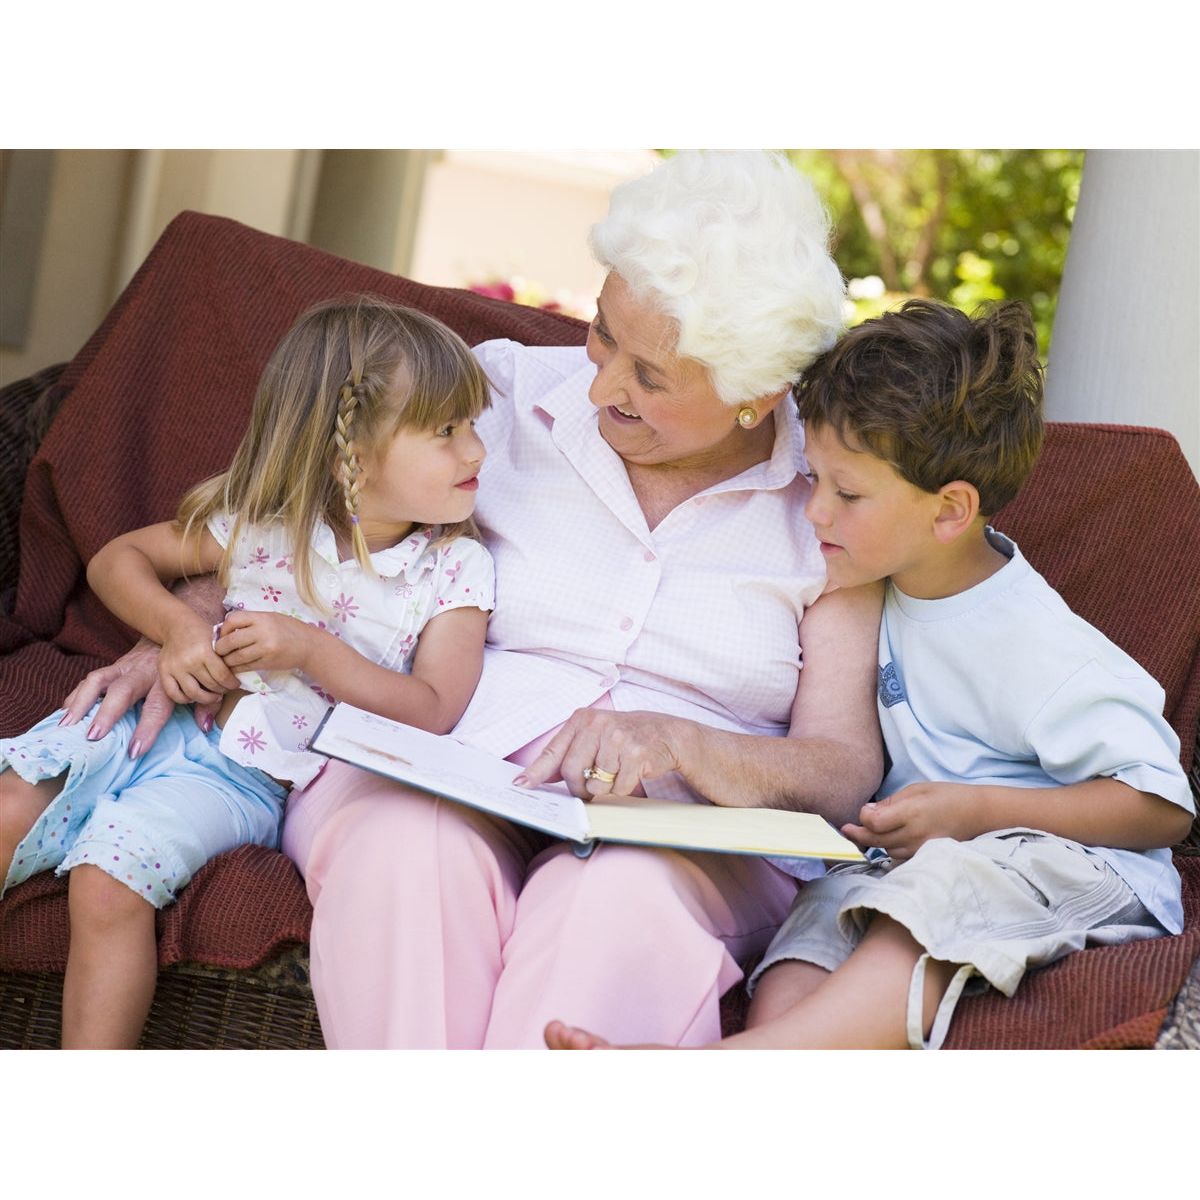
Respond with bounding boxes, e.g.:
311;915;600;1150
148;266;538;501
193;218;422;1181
795;299;1044;514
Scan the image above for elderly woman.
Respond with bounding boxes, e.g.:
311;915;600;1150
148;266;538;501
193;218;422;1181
64;151;883;1047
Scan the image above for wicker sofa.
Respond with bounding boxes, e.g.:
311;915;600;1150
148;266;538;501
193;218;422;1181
2;212;1199;1050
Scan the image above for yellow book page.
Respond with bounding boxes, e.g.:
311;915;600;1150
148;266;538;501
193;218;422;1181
583;798;864;862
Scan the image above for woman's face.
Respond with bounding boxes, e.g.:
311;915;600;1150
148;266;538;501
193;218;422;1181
587;273;747;469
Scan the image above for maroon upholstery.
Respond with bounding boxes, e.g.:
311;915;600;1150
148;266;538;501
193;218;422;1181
2;211;1198;1047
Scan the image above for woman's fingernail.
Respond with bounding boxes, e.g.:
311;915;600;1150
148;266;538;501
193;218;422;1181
128;740;142;760
511;773;528;787
201;714;214;733
58;712;71;726
86;724;102;740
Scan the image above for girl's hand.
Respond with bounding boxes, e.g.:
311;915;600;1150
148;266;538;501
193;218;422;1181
841;782;985;861
159;613;241;705
514;709;685;800
215;610;316;674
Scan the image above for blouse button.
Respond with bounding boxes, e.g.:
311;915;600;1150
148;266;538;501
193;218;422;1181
619;617;633;632
643;549;656;563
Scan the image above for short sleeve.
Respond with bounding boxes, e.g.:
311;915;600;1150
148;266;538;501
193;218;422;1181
206;509;235;550
432;537;495;614
1023;659;1194;815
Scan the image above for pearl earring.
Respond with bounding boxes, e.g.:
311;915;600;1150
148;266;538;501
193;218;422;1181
737;407;756;428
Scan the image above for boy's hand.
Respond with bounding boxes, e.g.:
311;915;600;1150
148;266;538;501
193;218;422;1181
215;611;315;674
159;613;241;705
842;782;985;861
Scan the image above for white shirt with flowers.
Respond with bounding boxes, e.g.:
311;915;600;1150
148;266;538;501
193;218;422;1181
207;512;495;789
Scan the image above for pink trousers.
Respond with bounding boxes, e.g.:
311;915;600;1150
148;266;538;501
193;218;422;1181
281;760;800;1048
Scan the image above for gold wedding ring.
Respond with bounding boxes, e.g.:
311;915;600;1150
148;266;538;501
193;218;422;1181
583;765;617;784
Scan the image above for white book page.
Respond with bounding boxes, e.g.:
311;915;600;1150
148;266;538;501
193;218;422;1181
584;799;864;861
313;704;591;842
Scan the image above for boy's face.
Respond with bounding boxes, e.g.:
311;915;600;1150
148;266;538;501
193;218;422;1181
802;423;943;594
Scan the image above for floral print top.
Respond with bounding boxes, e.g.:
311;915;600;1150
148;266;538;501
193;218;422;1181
208;513;495;788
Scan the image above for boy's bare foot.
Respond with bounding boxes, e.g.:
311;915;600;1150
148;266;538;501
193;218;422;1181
544;1020;612;1049
544;1020;682;1049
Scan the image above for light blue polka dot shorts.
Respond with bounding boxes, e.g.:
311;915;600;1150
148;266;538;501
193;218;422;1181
2;702;286;908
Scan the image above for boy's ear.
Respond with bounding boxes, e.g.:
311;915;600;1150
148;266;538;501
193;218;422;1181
931;480;981;544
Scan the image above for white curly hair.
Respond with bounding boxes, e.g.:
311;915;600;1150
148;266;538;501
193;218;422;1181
589;150;846;405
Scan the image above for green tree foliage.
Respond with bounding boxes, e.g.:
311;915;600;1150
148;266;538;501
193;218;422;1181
784;150;1084;358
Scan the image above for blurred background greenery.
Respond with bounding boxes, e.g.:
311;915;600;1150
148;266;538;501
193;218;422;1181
783;150;1084;358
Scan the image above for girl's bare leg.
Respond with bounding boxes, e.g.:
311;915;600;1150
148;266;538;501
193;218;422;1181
0;772;59;878
62;864;158;1048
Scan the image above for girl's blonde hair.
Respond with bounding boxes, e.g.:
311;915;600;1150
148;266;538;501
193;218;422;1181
177;294;491;610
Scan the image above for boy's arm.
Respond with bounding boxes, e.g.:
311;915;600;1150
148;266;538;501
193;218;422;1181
86;524;240;704
215;604;488;735
847;658;1194;860
847;777;1193;861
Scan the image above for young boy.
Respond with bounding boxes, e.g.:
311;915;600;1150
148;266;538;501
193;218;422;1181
545;299;1195;1050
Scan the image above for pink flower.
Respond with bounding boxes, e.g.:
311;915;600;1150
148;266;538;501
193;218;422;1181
237;726;267;754
250;546;269;564
275;555;294;574
292;714;309;729
469;281;515;302
262;585;282;604
332;592;359;622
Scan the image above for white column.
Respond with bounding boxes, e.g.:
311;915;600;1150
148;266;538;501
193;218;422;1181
1045;150;1199;477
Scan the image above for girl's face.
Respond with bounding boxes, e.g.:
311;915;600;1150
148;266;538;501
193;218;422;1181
356;416;486;548
586;273;754;470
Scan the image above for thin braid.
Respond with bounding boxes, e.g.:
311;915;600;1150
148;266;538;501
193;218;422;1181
334;380;372;567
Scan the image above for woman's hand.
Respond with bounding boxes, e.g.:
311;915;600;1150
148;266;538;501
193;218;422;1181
215;610;316;674
60;575;229;755
159;612;241;705
841;782;985;861
514;709;690;800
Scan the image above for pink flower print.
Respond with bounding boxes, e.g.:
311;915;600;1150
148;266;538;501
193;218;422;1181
332;592;359;623
292;714;309;730
237;726;267;755
444;560;462;583
250;546;269;565
310;683;336;705
393;581;414;598
275;554;295;574
262;585;282;604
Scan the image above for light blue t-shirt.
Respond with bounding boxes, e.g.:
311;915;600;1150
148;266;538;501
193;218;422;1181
877;529;1194;933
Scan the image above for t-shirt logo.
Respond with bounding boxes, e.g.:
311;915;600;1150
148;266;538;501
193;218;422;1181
878;662;906;709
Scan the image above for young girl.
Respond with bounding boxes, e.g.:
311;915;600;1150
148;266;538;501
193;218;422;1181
0;295;495;1048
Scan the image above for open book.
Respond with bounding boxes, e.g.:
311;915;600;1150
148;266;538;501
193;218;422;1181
311;704;864;863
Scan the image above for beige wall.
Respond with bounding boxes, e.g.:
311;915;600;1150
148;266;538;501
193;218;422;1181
409;150;657;313
1;150;132;387
1;149;321;389
1;149;654;393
